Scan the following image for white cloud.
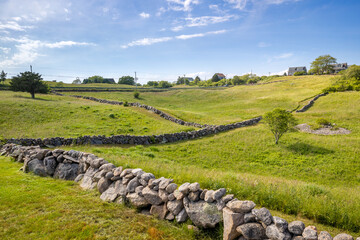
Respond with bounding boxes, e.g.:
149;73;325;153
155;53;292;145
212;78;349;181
274;52;293;59
156;7;167;16
121;37;173;49
0;21;33;31
122;30;227;48
258;42;271;47
139;12;150;19
166;0;200;12
171;26;184;32
185;15;236;27
0;47;11;54
0;37;95;67
225;0;247;10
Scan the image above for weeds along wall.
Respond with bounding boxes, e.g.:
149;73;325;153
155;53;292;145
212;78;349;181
1;144;358;240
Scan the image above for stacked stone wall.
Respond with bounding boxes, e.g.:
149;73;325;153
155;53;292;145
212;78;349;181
1;144;358;240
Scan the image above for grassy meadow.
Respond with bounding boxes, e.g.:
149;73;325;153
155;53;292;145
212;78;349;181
0;75;359;238
0;91;196;139
0;157;206;240
62;75;334;125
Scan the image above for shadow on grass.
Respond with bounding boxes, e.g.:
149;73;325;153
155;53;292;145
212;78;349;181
284;142;335;155
13;94;53;101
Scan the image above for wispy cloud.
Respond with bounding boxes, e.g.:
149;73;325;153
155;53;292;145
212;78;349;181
122;30;228;49
166;0;200;12
258;42;271;48
0;37;95;67
0;47;11;54
274;52;293;59
225;0;301;10
171;15;236;32
0;21;33;31
139;12;150;19
121;37;173;49
225;0;247;10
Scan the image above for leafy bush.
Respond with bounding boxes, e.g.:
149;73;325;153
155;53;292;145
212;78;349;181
294;71;306;76
133;91;140;99
123;101;129;107
316;118;330;126
109;113;116;118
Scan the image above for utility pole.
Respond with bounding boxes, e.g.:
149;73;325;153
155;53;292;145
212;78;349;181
30;65;32;73
134;71;138;89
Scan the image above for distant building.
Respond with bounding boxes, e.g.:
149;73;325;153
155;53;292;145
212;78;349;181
215;73;226;79
183;77;194;82
330;63;348;73
288;67;307;76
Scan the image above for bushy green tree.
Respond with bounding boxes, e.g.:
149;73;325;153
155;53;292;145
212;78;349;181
133;91;140;99
0;70;7;84
118;76;135;85
211;74;220;82
310;55;336;74
10;71;49;99
263;108;297;144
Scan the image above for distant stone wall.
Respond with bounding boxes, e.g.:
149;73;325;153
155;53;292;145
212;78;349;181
52;91;210;128
1;144;358;240
296;93;328;113
5;117;261;147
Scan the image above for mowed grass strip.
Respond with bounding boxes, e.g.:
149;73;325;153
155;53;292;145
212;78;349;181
0;157;212;240
63;75;333;125
64;91;360;233
0;91;196;139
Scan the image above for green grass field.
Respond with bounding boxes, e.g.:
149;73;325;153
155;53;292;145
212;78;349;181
0;91;196;139
0;157;207;240
62;75;334;125
1;75;359;238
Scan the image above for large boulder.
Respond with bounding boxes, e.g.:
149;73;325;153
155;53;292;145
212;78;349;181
43;156;57;176
265;224;291;240
100;183;118;202
127;193;149;208
226;200;256;213
333;234;353;240
288;221;305;235
150;204;168;219
223;207;244;240
236;223;266;240
142;186;162;205
252;207;273;226
167;199;183;215
97;177;111;193
318;231;333;240
27;159;47;177
53;163;79;180
302;226;318;240
183;197;222;228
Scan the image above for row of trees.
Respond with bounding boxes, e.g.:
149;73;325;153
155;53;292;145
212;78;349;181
78;75;138;85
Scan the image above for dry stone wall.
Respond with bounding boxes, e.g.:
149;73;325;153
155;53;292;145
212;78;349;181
5;117;261;147
1;144;358;240
296;93;328;113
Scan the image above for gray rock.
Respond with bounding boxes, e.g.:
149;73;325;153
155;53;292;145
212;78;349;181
159;178;173;190
150;204;168;219
236;223;266;240
216;199;226;211
333;234;353;240
90;157;106;169
140;172;155;182
135;186;144;195
273;216;288;232
188;182;200;192
97;177;111;193
173;189;185;200
165;212;175;221
213;188;226;200
227;200;256;213
188;191;200;202
175;208;188;223
127;192;149;208
178;182;191;194
204;190;215;203
244;212;256;223
292;236;305;240
168;193;175;201
53;163;79;180
266;224;292;240
183;197;222;228
165;183;178;193
318;231;333;240
113;166;123;176
43;156;57;176
302;226;318;240
252;207;273;225
126;177;139;193
289;221;305;235
105;172;114;180
200;189;207;199
142;186;162;205
74;174;84;182
27;159;47;177
100;183;118;202
57;154;64;163
131;168;144;177
158;189;169;202
222;194;234;204
167;199;183;215
52;149;64;157
114;180;127;197
80;175;97;190
223;207;244;240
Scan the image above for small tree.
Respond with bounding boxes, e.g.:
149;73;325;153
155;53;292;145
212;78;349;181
0;70;7;84
10;71;49;98
118;76;135;85
134;91;140;99
263;108;297;144
310;55;337;74
211;74;220;82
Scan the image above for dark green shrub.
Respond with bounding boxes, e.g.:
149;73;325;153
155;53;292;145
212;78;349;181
123;101;129;107
109;113;115;118
316;118;330;126
134;91;140;99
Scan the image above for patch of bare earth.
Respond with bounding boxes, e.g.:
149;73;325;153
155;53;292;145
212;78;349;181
295;123;351;135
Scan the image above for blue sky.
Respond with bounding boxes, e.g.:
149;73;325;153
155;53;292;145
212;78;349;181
0;0;359;84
